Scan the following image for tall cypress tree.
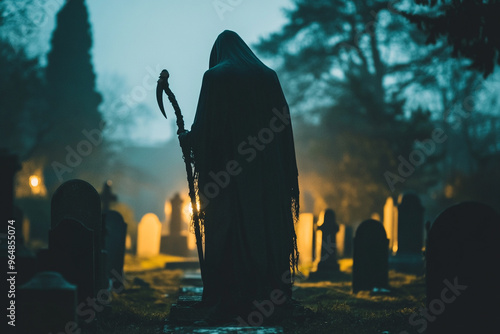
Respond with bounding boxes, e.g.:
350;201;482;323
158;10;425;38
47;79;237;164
45;0;104;184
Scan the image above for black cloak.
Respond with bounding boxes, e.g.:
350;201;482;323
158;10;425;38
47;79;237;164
188;30;299;311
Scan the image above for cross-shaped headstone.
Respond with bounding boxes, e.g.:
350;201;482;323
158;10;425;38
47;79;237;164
100;180;117;212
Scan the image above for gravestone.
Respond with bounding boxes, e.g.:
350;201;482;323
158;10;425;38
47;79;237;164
352;219;389;293
49;218;95;305
137;213;162;257
309;209;340;280
426;202;500;334
161;193;188;256
103;210;127;289
343;225;354;258
335;223;345;258
390;192;424;274
100;180;117;212
383;196;398;254
51;179;106;290
18;271;77;334
396;192;424;254
101;211;110;290
297;213;314;269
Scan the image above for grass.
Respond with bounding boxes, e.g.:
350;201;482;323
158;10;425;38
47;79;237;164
90;257;426;334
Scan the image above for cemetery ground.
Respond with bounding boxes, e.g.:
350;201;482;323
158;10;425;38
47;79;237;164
95;255;426;334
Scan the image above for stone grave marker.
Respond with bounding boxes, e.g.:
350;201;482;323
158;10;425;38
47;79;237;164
100;179;117;212
103;210;127;289
426;201;500;334
392;192;425;273
352;219;389;292
383;196;398;254
309;209;340;280
18;271;77;334
343;225;354;258
297;213;314;269
335;223;345;258
137;213;162;257
49;218;95;305
396;192;424;254
51;179;106;290
161;193;188;256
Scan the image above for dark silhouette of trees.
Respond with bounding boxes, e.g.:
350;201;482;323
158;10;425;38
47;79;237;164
42;0;106;186
1;0;107;189
0;0;48;160
403;0;500;77
255;0;486;222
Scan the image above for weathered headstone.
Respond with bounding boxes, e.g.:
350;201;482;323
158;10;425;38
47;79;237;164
49;218;95;305
309;209;340;280
426;202;500;334
297;213;314;269
51;179;106;290
352;219;389;293
137;213;162;257
335;223;345;258
103;210;127;289
51;179;102;231
100;179;117;212
383;196;398;254
161;193;188;256
396;192;424;254
391;192;425;273
18;271;77;334
343;225;354;258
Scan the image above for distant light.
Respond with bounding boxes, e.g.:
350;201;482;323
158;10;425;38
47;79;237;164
444;185;454;199
29;175;39;187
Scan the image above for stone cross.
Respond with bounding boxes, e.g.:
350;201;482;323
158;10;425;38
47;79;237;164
100;180;117;212
309;209;340;280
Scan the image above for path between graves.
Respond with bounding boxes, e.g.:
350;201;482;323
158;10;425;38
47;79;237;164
163;271;284;333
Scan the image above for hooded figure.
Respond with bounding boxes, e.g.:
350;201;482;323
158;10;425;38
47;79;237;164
184;30;299;322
